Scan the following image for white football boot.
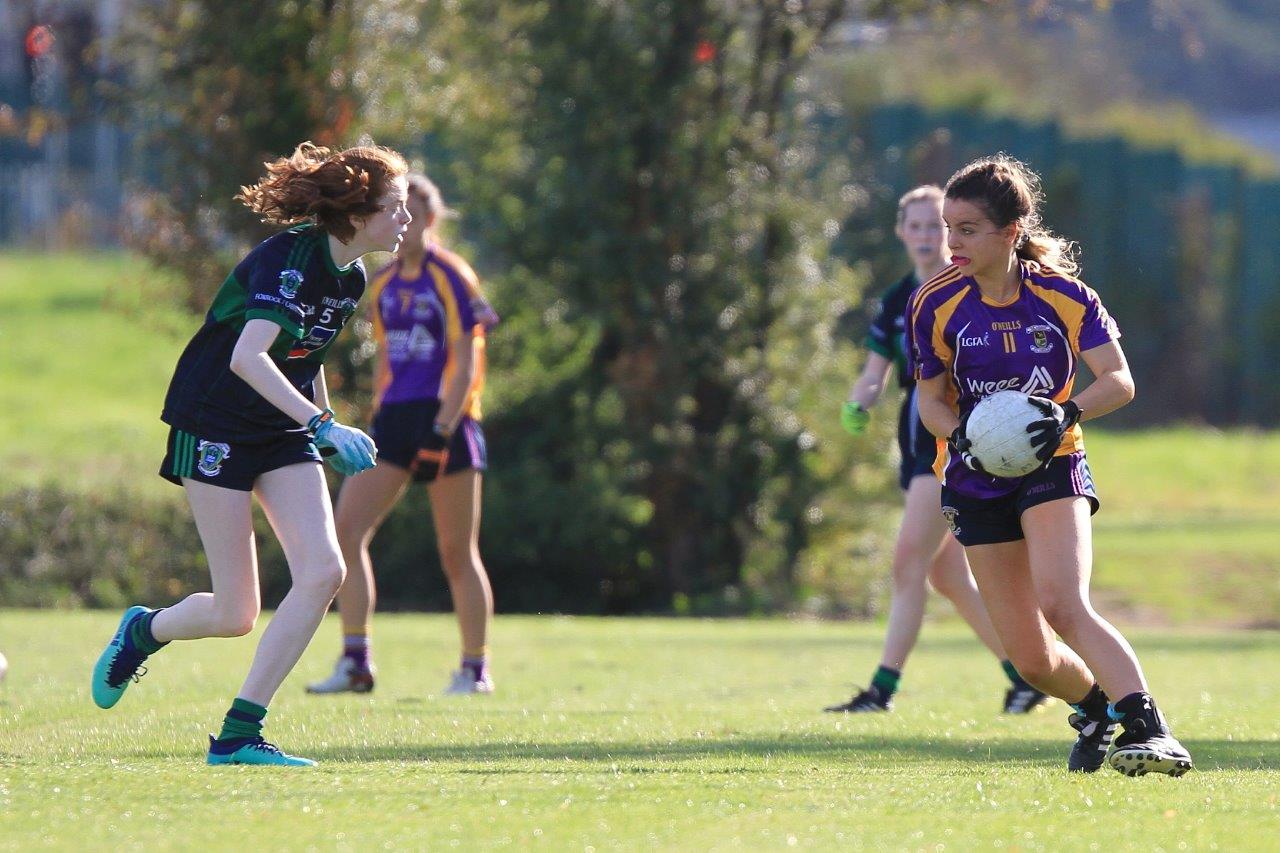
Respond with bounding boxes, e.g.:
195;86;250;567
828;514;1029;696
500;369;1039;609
305;656;375;694
443;669;495;695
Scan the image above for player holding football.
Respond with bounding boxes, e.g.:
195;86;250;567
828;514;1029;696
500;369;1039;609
825;186;1046;715
908;154;1191;776
307;173;499;697
91;142;411;767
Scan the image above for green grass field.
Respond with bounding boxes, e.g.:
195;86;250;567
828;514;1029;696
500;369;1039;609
0;252;190;499
1;612;1278;849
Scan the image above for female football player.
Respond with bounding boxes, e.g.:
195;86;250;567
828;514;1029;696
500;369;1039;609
909;154;1191;776
825;186;1044;715
307;172;499;697
91;142;411;767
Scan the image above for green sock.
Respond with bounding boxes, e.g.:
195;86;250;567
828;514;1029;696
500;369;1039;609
871;665;901;696
128;609;168;655
216;698;267;743
1001;659;1027;686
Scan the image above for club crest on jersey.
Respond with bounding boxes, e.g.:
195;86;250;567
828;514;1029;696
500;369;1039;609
196;440;231;477
1027;324;1054;354
941;506;961;536
279;269;304;299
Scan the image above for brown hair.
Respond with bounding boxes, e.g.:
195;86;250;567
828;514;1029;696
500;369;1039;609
896;184;943;226
236;142;409;242
407;172;458;222
943;154;1078;276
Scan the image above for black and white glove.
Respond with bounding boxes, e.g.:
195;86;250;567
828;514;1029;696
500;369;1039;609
948;408;986;474
1026;397;1082;463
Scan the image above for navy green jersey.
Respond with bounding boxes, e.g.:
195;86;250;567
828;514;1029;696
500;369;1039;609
865;272;917;390
161;225;367;442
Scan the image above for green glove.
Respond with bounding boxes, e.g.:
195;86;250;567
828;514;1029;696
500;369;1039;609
840;401;870;435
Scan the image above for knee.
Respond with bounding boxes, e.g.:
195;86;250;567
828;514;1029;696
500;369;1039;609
927;561;969;601
294;560;346;600
335;517;374;552
214;602;259;637
1039;594;1092;639
1007;649;1055;688
437;538;475;577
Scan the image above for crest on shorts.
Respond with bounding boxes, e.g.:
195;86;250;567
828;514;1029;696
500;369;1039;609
941;505;961;536
196;440;232;477
1027;324;1054;354
279;269;304;299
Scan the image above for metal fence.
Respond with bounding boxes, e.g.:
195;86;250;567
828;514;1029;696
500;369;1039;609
857;103;1280;426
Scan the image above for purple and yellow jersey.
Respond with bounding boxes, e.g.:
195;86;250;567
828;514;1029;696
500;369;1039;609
161;225;366;442
907;260;1120;499
368;245;489;416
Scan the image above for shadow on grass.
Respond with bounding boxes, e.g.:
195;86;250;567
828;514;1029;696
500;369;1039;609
278;734;1279;772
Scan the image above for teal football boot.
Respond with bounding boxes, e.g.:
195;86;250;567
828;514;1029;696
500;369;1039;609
206;736;317;768
91;605;153;709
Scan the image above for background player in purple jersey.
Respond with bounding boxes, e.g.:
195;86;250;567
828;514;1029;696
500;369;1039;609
909;154;1191;777
91;143;411;767
825;186;1045;715
308;173;499;697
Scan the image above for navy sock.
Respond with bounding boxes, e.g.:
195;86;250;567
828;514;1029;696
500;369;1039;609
213;698;267;751
1070;684;1110;721
870;665;901;697
127;609;168;656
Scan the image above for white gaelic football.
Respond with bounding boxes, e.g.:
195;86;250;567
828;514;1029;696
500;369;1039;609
0;650;7;682
965;390;1057;478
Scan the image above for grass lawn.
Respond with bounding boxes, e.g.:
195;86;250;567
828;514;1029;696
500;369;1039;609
0;252;191;499
1;612;1278;849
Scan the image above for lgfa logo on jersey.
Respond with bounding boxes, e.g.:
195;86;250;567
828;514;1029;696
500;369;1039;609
279;269;304;299
196;440;231;477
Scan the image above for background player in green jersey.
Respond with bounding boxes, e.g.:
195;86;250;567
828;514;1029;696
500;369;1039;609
91;142;411;767
825;186;1044;714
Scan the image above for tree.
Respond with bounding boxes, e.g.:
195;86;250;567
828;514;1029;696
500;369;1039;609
115;0;361;308
360;1;868;610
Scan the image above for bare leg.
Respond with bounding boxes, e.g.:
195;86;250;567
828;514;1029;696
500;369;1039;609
1022;497;1147;699
925;532;1006;660
332;461;412;636
234;462;346;707
427;470;492;657
965;539;1097;703
150;481;261;642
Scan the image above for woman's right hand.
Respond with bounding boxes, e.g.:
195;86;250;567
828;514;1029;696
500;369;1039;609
309;410;378;476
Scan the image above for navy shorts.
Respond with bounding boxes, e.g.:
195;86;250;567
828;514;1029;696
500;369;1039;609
897;388;938;490
160;426;321;491
370;398;488;483
940;451;1100;546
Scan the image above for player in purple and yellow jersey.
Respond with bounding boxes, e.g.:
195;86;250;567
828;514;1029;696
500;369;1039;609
824;186;1045;715
90;143;411;767
908;154;1191;777
308;173;499;697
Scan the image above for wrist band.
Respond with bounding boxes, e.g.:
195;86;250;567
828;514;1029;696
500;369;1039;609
307;408;335;438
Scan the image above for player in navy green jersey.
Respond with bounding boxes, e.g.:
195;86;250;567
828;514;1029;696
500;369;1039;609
910;155;1191;776
91;142;411;767
825;187;1044;715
